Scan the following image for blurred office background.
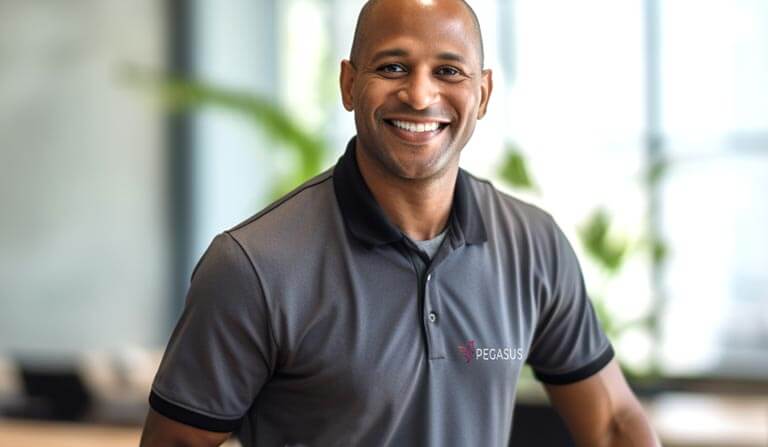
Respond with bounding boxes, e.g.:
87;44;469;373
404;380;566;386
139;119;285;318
0;0;766;445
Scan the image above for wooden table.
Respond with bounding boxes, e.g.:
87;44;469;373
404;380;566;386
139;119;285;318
0;420;242;447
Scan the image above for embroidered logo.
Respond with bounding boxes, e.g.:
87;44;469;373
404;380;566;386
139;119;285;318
458;340;476;364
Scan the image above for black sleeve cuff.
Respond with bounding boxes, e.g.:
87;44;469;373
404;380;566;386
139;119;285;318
149;390;242;433
533;344;615;385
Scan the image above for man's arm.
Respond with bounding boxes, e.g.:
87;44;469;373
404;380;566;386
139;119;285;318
140;409;232;447
544;359;660;447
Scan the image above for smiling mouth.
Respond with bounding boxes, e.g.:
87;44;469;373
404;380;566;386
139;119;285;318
384;120;448;134
384;119;450;145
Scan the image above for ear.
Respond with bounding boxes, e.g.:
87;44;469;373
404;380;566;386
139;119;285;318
477;68;493;119
340;60;356;111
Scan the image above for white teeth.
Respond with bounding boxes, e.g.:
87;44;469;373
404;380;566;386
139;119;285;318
391;120;441;133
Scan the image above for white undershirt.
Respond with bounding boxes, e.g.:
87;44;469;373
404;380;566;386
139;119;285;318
411;228;449;259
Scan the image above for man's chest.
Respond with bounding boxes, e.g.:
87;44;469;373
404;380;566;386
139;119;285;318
259;244;540;405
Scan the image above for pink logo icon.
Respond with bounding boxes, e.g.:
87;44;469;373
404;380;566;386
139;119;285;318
458;340;476;364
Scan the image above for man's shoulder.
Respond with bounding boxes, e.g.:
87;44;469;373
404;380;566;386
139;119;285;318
463;171;570;274
462;170;555;230
225;168;338;250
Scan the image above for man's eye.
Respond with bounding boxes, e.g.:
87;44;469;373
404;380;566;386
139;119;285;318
436;66;460;76
378;64;406;74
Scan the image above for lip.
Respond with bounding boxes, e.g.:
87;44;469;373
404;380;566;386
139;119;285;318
383;116;451;125
384;119;449;144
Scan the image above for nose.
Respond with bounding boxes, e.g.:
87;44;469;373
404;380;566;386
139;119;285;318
397;69;439;110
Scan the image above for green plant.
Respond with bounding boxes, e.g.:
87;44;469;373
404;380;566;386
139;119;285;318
125;68;329;198
498;142;538;192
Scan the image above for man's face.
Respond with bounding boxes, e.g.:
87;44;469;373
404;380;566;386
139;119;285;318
341;0;493;181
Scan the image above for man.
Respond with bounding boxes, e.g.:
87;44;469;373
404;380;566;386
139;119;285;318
141;0;660;445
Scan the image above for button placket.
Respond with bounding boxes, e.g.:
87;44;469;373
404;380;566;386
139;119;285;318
425;273;435;323
404;240;449;360
423;271;445;359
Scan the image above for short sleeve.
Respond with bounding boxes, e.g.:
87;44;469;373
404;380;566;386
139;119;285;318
526;218;614;385
149;232;276;432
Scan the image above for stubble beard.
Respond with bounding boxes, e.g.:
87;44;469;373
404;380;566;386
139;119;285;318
361;136;459;184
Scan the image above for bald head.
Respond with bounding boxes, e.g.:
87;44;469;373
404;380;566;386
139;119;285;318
349;0;485;69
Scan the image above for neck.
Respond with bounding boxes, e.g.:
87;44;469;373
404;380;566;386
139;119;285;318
355;147;458;241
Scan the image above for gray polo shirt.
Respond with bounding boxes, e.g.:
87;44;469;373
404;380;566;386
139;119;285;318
150;137;614;446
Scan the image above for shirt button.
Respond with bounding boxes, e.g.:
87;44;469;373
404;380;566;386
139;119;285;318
428;311;437;323
426;273;432;282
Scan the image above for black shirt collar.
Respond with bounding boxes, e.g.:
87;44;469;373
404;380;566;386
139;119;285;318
333;137;487;247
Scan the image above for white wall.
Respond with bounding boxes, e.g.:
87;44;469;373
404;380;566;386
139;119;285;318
0;0;169;356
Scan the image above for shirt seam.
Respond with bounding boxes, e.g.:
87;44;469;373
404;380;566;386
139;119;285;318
527;213;567;356
224;231;283;362
228;171;333;233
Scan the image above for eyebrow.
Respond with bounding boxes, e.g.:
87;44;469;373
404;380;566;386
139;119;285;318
371;48;409;64
370;48;468;65
436;51;466;64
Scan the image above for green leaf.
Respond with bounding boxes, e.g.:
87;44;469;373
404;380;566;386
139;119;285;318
651;238;668;265
498;143;537;192
578;208;629;273
645;156;668;187
123;68;328;197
